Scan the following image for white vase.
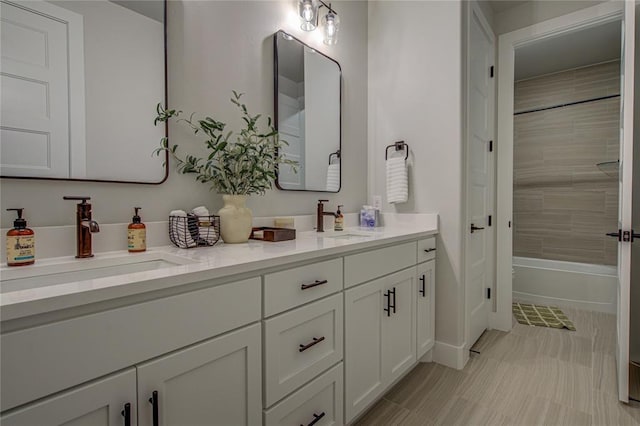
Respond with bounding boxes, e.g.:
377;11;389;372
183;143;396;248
218;195;252;243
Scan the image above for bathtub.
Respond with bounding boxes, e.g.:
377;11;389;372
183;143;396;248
513;257;617;314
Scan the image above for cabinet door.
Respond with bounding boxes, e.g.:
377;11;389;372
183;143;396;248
381;267;417;385
416;260;436;359
344;279;384;423
1;369;136;426
137;323;261;426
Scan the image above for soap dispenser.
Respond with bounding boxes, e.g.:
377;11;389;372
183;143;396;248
334;205;344;231
6;208;35;266
128;207;146;252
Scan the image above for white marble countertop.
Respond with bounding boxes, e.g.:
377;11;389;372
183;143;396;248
0;215;438;321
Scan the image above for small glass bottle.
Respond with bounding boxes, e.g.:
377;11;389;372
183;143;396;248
128;207;146;252
334;205;344;231
6;208;35;266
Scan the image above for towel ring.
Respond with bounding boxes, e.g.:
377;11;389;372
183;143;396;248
329;150;341;164
385;141;409;161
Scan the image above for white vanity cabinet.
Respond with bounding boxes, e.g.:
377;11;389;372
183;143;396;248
1;231;437;426
3;325;262;426
1;277;263;425
1;369;137;426
344;267;417;423
137;324;262;426
417;260;436;358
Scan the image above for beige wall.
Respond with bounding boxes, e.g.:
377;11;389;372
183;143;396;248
0;0;368;227
513;61;620;265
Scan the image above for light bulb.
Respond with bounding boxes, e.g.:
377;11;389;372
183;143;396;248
299;0;317;31
322;11;339;45
302;3;313;21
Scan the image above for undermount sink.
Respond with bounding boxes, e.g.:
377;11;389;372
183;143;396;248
0;252;194;294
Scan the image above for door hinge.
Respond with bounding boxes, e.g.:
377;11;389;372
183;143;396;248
490;66;494;78
487;288;491;299
489;140;493;152
488;215;492;227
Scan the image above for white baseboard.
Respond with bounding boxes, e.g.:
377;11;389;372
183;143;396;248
433;340;468;370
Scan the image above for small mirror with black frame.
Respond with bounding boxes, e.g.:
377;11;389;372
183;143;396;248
274;30;341;192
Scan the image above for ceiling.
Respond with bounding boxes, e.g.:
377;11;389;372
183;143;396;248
514;19;621;80
486;0;529;14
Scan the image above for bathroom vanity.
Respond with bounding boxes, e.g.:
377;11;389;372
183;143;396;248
0;221;437;425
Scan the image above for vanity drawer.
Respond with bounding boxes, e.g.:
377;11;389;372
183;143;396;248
264;294;343;407
417;237;437;263
264;258;343;317
1;277;261;411
344;242;417;288
264;363;343;426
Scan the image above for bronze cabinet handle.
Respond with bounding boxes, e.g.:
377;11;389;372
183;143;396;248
121;403;131;426
423;248;436;253
148;391;159;426
299;336;325;352
301;279;328;290
300;412;326;426
470;224;485;233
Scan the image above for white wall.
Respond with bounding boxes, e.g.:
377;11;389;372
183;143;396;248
368;1;464;349
0;0;368;228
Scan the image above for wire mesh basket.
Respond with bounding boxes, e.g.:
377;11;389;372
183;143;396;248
169;214;220;249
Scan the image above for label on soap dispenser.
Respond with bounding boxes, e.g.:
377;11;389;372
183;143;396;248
128;228;146;251
6;235;35;264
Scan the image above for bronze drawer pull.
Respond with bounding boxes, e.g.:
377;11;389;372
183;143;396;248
301;412;326;426
423;248;436;253
301;279;328;290
299;336;325;352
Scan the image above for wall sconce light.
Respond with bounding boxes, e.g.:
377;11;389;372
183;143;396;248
298;0;340;45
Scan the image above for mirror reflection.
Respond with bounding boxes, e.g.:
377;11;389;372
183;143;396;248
0;0;167;183
274;30;341;192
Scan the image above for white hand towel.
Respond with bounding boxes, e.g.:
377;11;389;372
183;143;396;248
169;210;197;248
191;206;218;242
326;163;340;192
386;156;408;204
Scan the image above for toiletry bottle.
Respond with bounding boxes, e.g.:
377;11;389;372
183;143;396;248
128;207;146;252
335;205;344;231
6;208;35;266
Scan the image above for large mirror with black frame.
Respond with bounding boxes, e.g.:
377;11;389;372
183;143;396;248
274;30;341;192
0;0;167;183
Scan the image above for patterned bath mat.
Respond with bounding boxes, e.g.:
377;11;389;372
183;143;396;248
512;303;576;331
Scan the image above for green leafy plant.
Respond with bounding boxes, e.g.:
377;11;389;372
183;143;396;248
153;91;297;195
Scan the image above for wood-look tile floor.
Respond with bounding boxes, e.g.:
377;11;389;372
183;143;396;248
355;306;640;426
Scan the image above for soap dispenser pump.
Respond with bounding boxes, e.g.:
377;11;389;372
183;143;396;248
128;207;146;252
6;208;35;266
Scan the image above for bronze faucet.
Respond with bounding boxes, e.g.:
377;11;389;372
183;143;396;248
316;199;337;232
64;196;100;258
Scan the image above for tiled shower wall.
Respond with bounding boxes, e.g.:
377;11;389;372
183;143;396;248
513;61;620;266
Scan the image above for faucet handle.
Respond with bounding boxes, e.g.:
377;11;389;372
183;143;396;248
63;196;91;204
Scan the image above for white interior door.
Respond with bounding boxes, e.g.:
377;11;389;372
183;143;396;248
0;1;71;178
466;4;495;349
615;1;635;404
